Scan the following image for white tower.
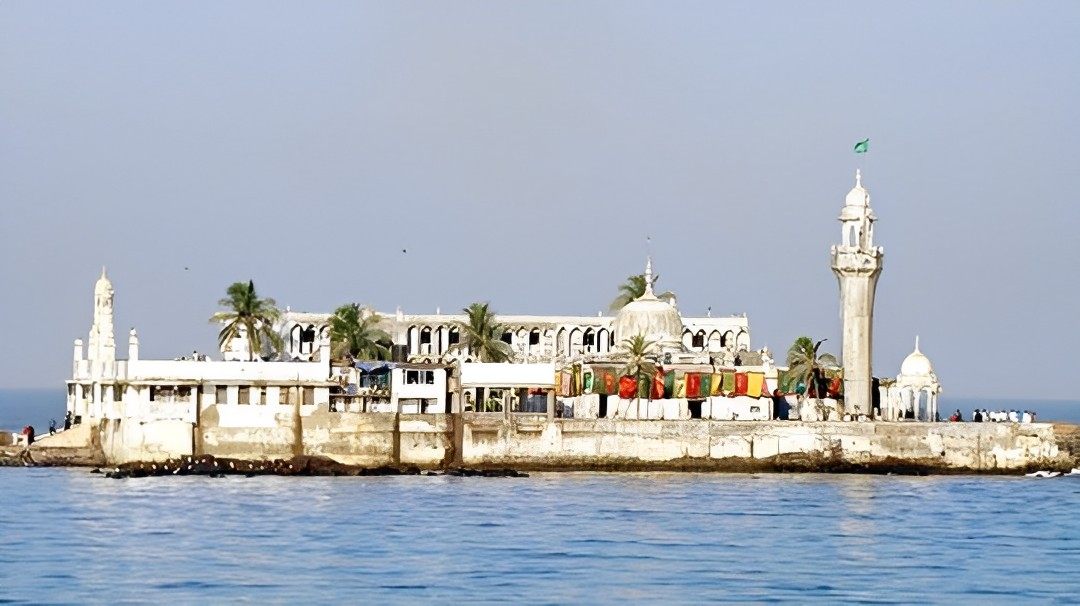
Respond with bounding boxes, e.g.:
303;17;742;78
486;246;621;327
830;170;884;415
87;267;117;364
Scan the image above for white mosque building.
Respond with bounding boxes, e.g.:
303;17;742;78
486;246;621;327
64;171;942;427
272;260;752;367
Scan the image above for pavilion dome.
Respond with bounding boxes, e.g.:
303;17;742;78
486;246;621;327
899;337;935;378
612;258;684;350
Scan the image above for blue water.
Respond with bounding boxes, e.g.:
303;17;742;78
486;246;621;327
2;389;1078;433
1;469;1079;603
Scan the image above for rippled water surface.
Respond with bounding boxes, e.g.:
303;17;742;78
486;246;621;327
2;469;1079;603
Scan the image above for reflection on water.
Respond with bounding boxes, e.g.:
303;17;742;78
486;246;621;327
2;469;1080;603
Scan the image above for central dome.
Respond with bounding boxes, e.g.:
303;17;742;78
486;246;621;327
612;258;684;350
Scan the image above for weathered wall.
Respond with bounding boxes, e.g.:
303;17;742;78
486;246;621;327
38;408;1073;472
458;417;1066;471
197;405;299;461
98;418;193;464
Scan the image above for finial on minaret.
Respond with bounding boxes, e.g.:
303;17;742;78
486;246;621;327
855;169;862;188
644;256;655;297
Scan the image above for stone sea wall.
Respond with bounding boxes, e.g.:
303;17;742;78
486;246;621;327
20;410;1074;473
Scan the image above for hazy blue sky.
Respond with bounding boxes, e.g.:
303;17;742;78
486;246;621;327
2;1;1077;398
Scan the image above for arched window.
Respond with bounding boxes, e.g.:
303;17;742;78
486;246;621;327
569;328;583;354
736;330;750;350
583;328;596;352
708;331;723;352
300;325;316;354
691;330;706;349
290;324;303;353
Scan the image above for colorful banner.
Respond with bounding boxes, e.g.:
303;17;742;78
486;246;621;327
734;372;749;396
711;373;724;396
686;373;701;398
722;371;736;393
746;372;765;398
651;369;665;400
618;376;637;399
602;370;617;395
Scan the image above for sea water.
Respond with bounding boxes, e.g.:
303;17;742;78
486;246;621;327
1;468;1079;603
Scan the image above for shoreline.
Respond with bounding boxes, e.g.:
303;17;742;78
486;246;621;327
4;449;1076;477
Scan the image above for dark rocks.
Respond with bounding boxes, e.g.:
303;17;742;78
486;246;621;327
94;455;528;480
435;468;529;478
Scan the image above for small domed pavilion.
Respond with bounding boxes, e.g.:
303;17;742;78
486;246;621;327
883;337;942;421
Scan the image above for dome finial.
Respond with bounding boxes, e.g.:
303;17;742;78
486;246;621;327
855;168;862;188
914;335;920;352
644;256;655;297
101;266;108;279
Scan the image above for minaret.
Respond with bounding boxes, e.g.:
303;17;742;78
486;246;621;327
830;170;884;416
87;267;117;364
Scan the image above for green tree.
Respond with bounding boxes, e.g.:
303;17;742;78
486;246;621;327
209;280;283;361
459;302;513;363
329;303;392;361
616;334;658;418
609;273;675;311
785;336;840;420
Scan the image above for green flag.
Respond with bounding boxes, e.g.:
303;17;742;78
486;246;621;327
853;138;869;154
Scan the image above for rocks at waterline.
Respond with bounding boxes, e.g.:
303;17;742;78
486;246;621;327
93;455;528;479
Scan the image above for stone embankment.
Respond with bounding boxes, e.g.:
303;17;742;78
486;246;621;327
4;415;1078;475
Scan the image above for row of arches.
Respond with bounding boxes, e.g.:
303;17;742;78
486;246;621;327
406;325;461;356
284;320;751;361
288;323;330;356
681;329;749;353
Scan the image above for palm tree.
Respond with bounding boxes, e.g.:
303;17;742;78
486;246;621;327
785;336;840;420
616;334;658;418
209;280;283;361
609;273;676;311
459;302;513;363
329;303;392;361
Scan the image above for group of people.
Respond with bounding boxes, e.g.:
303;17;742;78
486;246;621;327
971;409;1036;423
947;409;1037;423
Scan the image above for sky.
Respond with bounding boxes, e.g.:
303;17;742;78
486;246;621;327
1;1;1078;398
